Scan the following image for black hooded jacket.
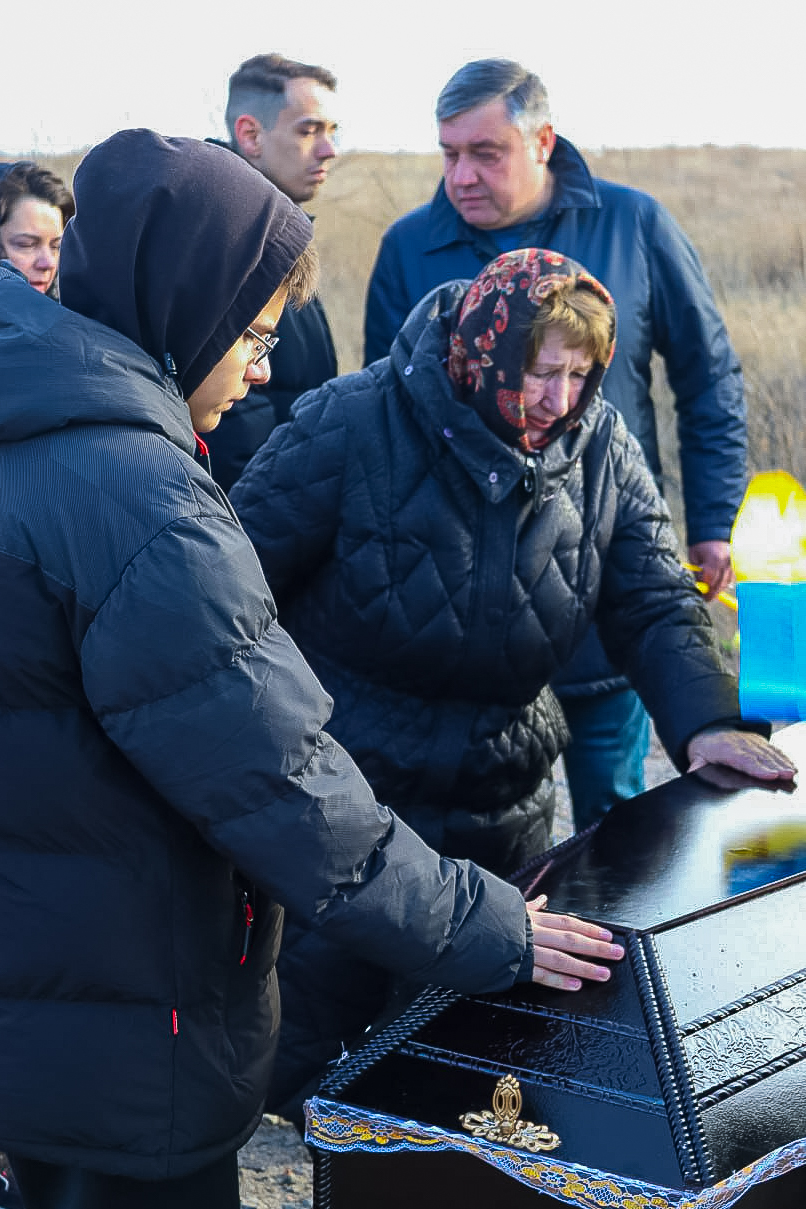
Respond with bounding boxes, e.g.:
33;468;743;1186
0;133;532;1179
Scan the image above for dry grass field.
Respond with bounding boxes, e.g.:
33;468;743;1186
21;144;806;633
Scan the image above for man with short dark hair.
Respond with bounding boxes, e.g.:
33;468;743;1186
225;53;338;205
206;53;339;491
363;57;747;832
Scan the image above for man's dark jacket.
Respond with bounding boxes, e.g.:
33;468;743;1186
202;139;338;492
363;137;747;693
0;262;533;1173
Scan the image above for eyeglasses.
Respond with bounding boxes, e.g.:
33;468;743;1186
245;325;280;366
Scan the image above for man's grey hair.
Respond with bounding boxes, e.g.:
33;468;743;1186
225;53;337;140
436;59;551;137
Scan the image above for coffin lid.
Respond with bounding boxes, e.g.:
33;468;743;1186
311;724;806;1199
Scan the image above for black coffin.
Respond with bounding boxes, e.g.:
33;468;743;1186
307;723;806;1208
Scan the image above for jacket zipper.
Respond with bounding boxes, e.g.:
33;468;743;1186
239;888;254;965
172;884;254;1038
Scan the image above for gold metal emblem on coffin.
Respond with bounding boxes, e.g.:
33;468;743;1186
459;1074;561;1152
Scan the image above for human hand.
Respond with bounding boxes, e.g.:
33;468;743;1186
687;728;797;782
526;895;624;991
687;540;733;600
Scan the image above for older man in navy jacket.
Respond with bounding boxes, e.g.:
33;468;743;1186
363;58;746;830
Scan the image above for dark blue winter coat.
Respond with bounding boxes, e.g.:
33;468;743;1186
363;136;746;557
0;264;533;1178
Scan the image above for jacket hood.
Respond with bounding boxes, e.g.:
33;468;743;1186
59;129;313;398
446;248;616;453
0;262;195;451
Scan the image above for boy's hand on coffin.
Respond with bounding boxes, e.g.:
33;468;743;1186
526;895;625;991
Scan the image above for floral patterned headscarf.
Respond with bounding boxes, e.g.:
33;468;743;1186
447;248;616;453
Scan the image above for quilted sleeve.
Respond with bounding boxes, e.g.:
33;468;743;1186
593;411;740;766
80;508;530;993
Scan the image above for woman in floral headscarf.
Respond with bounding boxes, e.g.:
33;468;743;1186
231;248;794;1125
446;248;614;452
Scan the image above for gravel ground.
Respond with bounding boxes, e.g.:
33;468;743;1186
236;726;678;1208
238;1116;313;1209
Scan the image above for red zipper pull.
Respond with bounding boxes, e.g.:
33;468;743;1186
240;893;254;965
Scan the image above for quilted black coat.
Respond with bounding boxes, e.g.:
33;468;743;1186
0;260;536;1173
233;283;742;878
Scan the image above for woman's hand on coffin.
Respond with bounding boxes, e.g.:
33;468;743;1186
687;729;797;783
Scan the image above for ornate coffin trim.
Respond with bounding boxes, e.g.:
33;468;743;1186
459;1074;561;1152
306;1096;806;1209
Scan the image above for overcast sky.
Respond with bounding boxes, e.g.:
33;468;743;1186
3;0;803;155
